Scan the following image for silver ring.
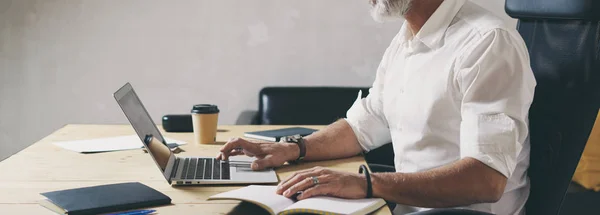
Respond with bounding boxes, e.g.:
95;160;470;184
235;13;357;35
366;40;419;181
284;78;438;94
311;176;319;185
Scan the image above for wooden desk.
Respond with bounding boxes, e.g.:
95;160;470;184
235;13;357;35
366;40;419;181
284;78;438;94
0;125;391;214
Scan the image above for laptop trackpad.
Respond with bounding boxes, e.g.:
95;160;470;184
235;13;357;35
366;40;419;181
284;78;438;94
235;166;272;172
229;157;278;183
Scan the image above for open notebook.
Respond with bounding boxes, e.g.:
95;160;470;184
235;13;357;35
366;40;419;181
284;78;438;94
208;185;386;215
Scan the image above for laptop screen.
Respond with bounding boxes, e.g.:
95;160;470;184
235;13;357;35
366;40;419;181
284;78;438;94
113;83;174;182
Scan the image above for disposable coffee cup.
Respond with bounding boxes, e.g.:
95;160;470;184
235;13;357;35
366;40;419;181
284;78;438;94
191;104;219;144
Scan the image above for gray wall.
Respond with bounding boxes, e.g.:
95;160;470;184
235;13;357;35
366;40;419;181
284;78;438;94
0;0;515;161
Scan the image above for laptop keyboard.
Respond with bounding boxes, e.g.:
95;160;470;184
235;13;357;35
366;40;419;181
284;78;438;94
179;158;231;180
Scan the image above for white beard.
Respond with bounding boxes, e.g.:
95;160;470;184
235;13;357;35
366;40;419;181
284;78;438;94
370;0;414;22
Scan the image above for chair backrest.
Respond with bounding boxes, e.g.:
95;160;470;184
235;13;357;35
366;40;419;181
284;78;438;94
506;1;600;214
254;87;369;125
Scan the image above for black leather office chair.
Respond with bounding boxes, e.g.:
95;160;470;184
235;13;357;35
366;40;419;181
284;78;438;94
506;0;600;214
254;87;396;167
253;87;370;125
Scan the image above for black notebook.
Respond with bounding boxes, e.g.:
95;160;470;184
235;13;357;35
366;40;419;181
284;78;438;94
39;182;171;215
244;127;318;142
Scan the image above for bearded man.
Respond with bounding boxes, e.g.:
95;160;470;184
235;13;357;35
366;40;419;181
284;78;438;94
218;0;536;214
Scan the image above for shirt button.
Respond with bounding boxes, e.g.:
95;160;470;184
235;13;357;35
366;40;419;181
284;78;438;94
399;89;404;94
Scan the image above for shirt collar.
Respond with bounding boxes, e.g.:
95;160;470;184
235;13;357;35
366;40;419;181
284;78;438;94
412;0;467;48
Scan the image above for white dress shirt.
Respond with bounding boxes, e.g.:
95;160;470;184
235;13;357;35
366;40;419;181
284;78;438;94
345;1;536;214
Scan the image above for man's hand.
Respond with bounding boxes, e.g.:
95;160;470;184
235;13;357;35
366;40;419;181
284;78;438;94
216;138;299;170
276;166;367;200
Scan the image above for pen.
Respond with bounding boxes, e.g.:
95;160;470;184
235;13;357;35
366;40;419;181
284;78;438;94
291;191;303;202
107;209;156;215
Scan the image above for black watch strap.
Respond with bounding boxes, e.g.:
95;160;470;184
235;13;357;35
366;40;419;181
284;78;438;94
296;136;306;162
359;165;373;198
283;135;306;164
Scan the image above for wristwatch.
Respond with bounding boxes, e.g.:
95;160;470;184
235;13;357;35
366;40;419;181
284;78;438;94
281;134;306;164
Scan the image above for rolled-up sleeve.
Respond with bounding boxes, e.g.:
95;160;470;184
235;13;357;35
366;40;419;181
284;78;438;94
457;29;536;178
345;48;393;152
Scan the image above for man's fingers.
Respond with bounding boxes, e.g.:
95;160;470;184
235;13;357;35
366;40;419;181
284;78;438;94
276;172;299;194
251;156;274;170
282;176;327;198
219;138;250;152
219;138;260;160
278;167;321;189
298;184;334;200
242;148;257;157
216;150;244;160
277;167;327;192
228;150;245;157
277;172;306;193
277;171;323;195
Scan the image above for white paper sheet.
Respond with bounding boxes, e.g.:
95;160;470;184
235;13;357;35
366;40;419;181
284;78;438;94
209;185;385;215
285;196;384;215
52;135;186;153
210;185;294;214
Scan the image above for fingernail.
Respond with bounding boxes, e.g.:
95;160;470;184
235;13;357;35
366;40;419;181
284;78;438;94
283;190;290;196
251;163;258;169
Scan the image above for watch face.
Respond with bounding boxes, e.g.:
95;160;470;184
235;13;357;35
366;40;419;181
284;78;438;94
283;134;302;143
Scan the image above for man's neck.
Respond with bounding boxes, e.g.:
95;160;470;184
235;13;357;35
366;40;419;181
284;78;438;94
404;0;444;35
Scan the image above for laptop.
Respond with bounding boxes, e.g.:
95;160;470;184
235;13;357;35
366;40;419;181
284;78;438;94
113;83;279;185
